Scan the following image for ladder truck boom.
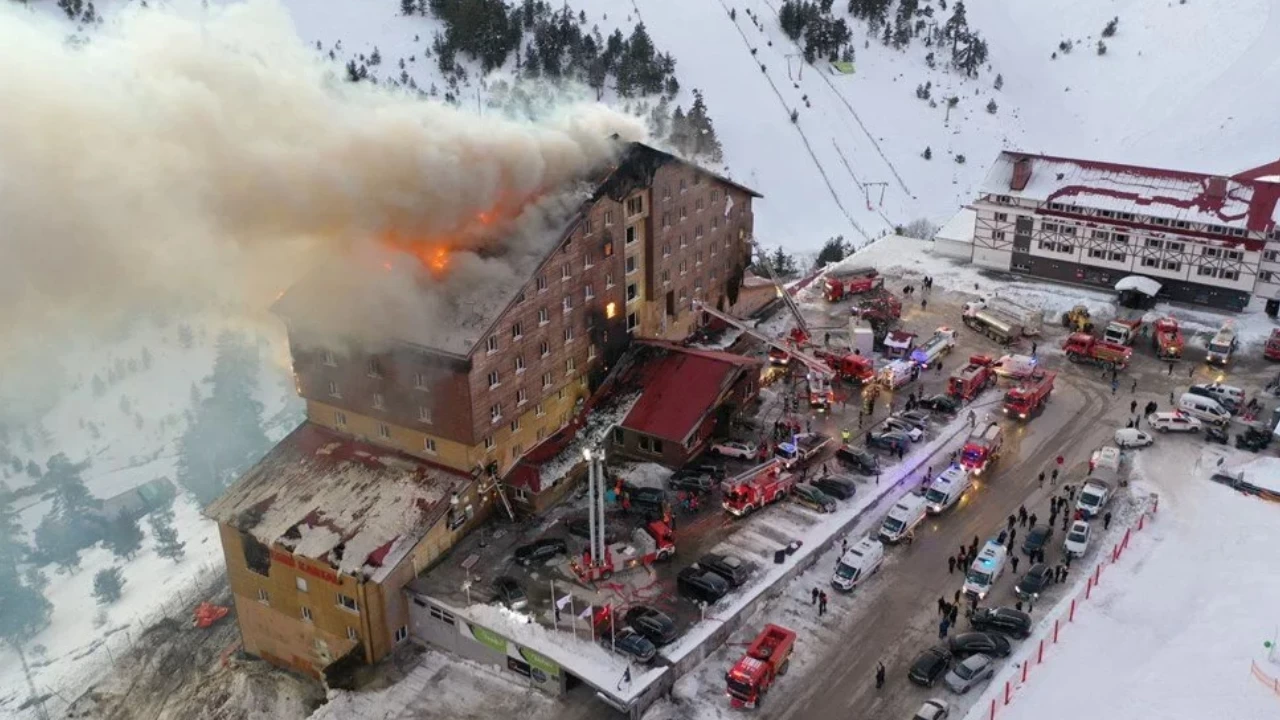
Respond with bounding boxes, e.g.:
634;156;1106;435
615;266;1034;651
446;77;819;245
692;301;834;380
751;241;810;341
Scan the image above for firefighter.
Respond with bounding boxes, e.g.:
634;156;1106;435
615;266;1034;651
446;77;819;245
841;428;852;444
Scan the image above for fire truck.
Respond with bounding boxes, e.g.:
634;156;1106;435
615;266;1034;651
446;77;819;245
725;624;797;709
692;301;838;401
1152;318;1185;360
806;371;835;410
723;461;797;516
824;267;882;302
960;421;1004;475
853;288;903;322
910;327;957;368
572;521;675;582
1102;318;1144;346
1062;333;1133;369
814;348;875;384
1003;371;1055;420
1266;329;1280;361
948;356;996;400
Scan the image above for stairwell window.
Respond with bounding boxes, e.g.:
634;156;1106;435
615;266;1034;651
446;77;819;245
604;210;614;227
424;437;437;454
561;263;571;281
566;357;576;374
588;344;597;360
334;411;347;427
510;417;521;432
337;594;358;613
328;381;340;398
696;197;705;213
395;626;409;643
563;295;572;313
378;423;391;439
679;206;688;220
662;213;671;229
627;196;643;216
301;606;313;623
584;251;594;269
626;225;638;245
257;589;269;605
606;273;616;289
626;256;637;275
627;312;639;332
414;372;429;390
536;402;546;417
662;243;671;257
347;627;359;641
418;406;432;423
696;225;704;240
583;218;593;236
627;283;639;303
540;340;550;358
483;436;495;451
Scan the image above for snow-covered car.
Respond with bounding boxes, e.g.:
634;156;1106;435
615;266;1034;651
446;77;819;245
793;483;838;513
918;394;961;414
606;627;656;663
943;653;995;694
895;410;933;430
711;440;758;459
1063;520;1092;558
1147;411;1202;433
912;699;951;720
882;417;925;442
1113;428;1153;448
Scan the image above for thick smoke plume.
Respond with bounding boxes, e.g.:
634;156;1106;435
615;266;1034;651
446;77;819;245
0;0;645;382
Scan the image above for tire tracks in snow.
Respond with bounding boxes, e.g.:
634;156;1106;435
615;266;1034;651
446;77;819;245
708;0;873;243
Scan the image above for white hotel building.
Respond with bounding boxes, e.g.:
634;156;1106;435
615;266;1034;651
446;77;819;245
968;152;1280;312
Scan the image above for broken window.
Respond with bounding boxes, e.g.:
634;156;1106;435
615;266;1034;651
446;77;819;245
241;532;272;577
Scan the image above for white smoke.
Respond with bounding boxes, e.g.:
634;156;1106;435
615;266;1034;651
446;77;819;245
0;0;645;395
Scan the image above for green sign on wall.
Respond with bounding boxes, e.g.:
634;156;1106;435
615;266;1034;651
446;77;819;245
468;623;509;654
520;647;560;679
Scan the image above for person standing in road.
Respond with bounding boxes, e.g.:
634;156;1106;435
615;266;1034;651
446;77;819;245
1031;341;1038;356
948;604;959;625
812;587;820;605
1111;378;1119;395
819;591;828;616
1038;471;1046;487
1130;399;1138;414
1029;513;1038;527
970;536;980;556
948;555;956;574
1007;514;1016;532
1009;527;1018;546
1010;555;1020;574
876;662;886;690
1104;511;1113;530
954;589;962;606
1168;361;1174;376
1189;365;1195;378
939;617;951;639
1019;506;1028;526
1051;468;1059;486
1131;378;1138;393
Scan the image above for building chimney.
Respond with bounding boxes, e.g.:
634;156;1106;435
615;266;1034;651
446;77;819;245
1206;176;1228;200
1010;155;1033;191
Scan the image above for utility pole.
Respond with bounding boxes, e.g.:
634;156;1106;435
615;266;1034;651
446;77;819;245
863;182;888;211
784;53;804;82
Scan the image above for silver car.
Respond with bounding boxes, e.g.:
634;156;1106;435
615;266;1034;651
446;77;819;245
943;653;995;694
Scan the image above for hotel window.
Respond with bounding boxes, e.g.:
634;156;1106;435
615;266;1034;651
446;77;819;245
542;372;553;389
1151;217;1170;226
337;593;358;612
627;312;639;331
603;240;614;257
625;226;638;245
588;344;597;360
566;357;576;374
296;577;309;593
334;411;347;426
538;308;550;325
1146;239;1163;249
662;213;671;228
995;212;1008;221
693;174;704;186
1109;253;1127;262
536;274;548;292
663;185;672;200
301;606;313;623
418;405;432;423
626;255;637;274
680;234;688;248
992;231;1006;241
1142;258;1159;268
490;404;502;422
486;336;499;354
1225;250;1242;260
712;216;720;230
424;437;437;454
395;626;409;643
539;340;550;358
377;423;391;439
372;392;385;410
515;355;526;373
696;251;704;266
696;197;705;212
680;260;688;275
583;251;594;269
323;349;337;367
1198;266;1216;277
1091;230;1110;240
627;196;643;216
517;388;528;406
1162;261;1181;271
1166;242;1184;252
511;322;523;340
662;242;671;257
679;206;688;220
585;283;595;300
583;218;593;235
604;210;614;226
511;443;523;460
1113;233;1130;244
1261;271;1275;283
1266;250;1280;262
1042;222;1058;232
328;381;340;398
510;417;521;432
257;589;269;604
1221;270;1239;281
488;370;500;388
1088;249;1106;259
536;402;546;417
1061;226;1077;236
661;269;671;284
561;263;571;281
606;272;615;288
679;178;687;193
367;357;383;378
711;189;720;201
347;627;359;641
563;295;572;313
695;225;704;239
627;283;639;302
483;436;495;450
564;326;575;343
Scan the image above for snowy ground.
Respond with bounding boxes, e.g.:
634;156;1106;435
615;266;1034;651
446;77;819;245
970;444;1280;720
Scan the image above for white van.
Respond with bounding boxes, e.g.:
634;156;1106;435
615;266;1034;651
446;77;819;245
924;465;972;515
878;494;928;544
1178;393;1232;426
879;360;916;389
831;537;885;592
1189;382;1245;410
1076;479;1111;519
1205;323;1238;366
962;540;1008;600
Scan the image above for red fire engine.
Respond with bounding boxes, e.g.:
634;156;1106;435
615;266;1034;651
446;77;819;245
1062;333;1133;369
723;462;796;517
1152;318;1185;360
814;348;875;384
1003;371;1055;420
725;624;797;709
947;356;996;400
1265;328;1280;361
572;521;675;582
960;421;1004;475
824;267;882;302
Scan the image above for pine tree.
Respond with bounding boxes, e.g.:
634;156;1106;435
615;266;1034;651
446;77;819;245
1102;17;1118;38
1096;40;1107;55
986;99;998;113
668;105;691;155
401;0;416;15
994;73;1004;90
686;90;723;163
150;506;185;563
25;460;41;479
45;453;98;518
923;146;933;160
104;511;144;560
92;567;125;605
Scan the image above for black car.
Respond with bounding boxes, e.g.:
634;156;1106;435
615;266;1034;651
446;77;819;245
969;607;1032;639
677;565;730;604
668;471;716;494
624;605;679;646
867;430;910;453
514;537;569;566
607;628;657;663
837;445;881;475
626;486;668;516
1204;425;1230;444
564;515;623;544
918;394;961;414
1236;426;1271;452
687;462;726;480
947;632;1012;659
812;475;857;500
492;576;528;610
1021;524;1053;557
1015;563;1053;600
698;553;753;587
907;646;952;687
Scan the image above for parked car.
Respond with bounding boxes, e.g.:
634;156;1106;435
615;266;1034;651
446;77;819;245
686;462;726;480
711;440;758;459
837;445;882;475
969;607;1032;639
699;553;753;587
607;628;656;663
812;475;857;500
1063;520;1092;557
626;486;668;516
677;566;730;604
943;654;995;694
1147;411;1202;433
564;516;623;544
668;471;716;494
908;646;953;687
912;699;951;720
918;394;961;414
793;484;838;513
493;576;528;610
896;410;933;430
1204;425;1230;444
1020;524;1053;557
624;605;678;646
1236;425;1272;452
947;632;1011;659
883;417;925;442
867;430;911;453
514;537;569;566
1014;564;1053;600
1113;428;1153;448
1076;480;1111;519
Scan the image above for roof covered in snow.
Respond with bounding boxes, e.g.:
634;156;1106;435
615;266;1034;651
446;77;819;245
935;207;976;244
618;341;762;444
1115;275;1163;296
979;151;1280;236
205;423;472;583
